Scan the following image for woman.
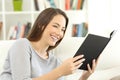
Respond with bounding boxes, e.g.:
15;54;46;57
0;8;98;80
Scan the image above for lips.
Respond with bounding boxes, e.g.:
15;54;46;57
50;34;59;43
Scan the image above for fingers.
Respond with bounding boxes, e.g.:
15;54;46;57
72;55;85;72
73;55;84;62
87;64;92;73
75;63;83;69
74;58;85;66
72;63;83;73
60;55;86;75
92;59;96;69
87;59;96;74
73;55;85;68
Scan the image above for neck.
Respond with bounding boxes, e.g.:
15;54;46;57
30;40;49;59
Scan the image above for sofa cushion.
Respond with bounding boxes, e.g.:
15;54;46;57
0;40;15;73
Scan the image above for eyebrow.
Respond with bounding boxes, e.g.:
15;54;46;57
54;23;66;28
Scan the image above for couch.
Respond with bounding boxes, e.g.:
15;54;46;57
0;40;15;73
0;29;120;80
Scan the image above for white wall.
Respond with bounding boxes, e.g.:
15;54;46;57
88;0;120;36
88;0;113;37
111;0;120;29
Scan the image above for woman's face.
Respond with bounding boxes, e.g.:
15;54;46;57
41;14;66;46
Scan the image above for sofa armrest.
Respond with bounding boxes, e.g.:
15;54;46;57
88;66;120;80
0;40;15;73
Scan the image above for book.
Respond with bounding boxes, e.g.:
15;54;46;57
48;0;56;8
19;24;26;38
7;26;15;40
34;0;39;11
0;22;3;39
24;22;31;37
7;26;18;40
7;22;31;40
74;33;112;70
80;0;85;9
77;0;82;9
0;22;2;31
65;0;71;10
20;22;31;38
71;0;78;10
71;23;88;37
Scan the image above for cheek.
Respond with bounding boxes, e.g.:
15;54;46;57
47;26;55;32
59;33;64;40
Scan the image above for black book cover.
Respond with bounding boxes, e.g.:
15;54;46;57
74;34;111;70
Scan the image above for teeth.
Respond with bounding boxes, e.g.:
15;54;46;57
51;35;58;42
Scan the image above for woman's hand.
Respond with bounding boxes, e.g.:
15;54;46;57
79;58;99;80
58;55;85;76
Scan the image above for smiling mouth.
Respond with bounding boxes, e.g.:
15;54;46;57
50;35;59;42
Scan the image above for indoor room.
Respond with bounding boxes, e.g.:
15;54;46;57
0;0;120;80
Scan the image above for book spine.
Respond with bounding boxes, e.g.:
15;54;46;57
48;0;56;8
24;22;31;37
65;0;71;10
77;0;82;10
72;24;77;37
0;22;2;31
34;0;39;11
12;26;18;40
20;24;26;38
80;0;85;9
71;0;78;10
77;24;83;37
0;22;3;39
82;23;88;37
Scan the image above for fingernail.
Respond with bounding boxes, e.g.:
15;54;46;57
80;54;84;57
82;58;85;61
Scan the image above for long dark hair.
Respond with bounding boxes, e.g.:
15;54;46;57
27;8;69;52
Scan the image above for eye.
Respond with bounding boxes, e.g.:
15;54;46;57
53;25;58;28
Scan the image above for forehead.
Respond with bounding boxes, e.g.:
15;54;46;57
50;14;66;26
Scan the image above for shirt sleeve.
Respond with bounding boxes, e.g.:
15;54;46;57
9;39;32;80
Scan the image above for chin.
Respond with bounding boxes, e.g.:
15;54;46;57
49;42;56;46
50;44;56;46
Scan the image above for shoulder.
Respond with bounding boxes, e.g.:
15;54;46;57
11;38;30;47
8;38;32;58
14;38;29;45
9;38;32;52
